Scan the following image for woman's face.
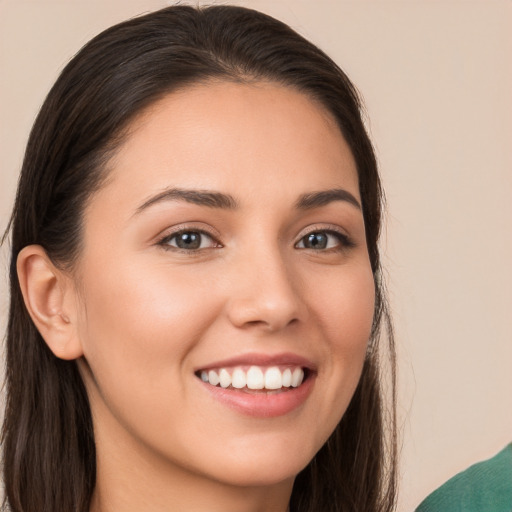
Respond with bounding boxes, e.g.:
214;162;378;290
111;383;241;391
74;81;375;490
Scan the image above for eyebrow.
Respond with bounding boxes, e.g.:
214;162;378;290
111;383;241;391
134;186;361;215
135;188;239;214
295;189;361;211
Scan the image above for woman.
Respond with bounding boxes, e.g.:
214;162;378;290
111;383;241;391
2;5;397;512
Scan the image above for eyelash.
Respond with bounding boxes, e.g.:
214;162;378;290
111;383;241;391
156;226;355;254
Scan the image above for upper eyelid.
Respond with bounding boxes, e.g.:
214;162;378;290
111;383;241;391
295;223;350;240
157;224;221;241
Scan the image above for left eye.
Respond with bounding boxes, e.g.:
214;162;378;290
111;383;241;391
295;231;346;250
161;231;218;250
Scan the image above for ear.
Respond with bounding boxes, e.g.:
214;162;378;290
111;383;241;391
17;245;83;360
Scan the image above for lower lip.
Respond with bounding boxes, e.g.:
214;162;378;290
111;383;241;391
198;374;315;418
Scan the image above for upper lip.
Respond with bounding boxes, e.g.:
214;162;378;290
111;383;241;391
195;352;316;372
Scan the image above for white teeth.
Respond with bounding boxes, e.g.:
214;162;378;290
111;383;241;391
208;370;220;386
231;368;247;389
291;368;304;387
246;366;264;389
282;368;292;387
264;367;282;390
200;365;307;390
219;368;231;388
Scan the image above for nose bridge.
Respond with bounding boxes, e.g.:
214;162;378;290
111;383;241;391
226;241;304;331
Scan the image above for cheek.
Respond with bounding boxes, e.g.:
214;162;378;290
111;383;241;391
75;257;230;466
304;261;375;421
75;256;221;398
310;261;375;349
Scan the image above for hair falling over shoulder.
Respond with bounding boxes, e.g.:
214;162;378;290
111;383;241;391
1;5;397;511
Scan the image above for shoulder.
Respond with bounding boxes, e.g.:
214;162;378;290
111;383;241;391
415;444;512;512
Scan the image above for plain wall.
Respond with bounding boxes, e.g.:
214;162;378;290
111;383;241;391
1;1;511;510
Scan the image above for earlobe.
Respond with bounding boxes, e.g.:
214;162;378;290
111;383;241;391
17;245;83;360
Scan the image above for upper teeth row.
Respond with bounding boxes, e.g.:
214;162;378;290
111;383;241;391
200;366;305;390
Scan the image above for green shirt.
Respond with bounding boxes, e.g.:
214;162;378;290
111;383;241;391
415;444;512;512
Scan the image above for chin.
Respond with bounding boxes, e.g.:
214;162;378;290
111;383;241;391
210;459;307;488
194;438;317;488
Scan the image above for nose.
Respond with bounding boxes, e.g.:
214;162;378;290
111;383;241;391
225;247;306;332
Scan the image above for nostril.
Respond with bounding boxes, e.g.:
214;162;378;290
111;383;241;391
226;299;302;332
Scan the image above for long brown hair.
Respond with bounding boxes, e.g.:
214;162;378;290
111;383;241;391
2;5;397;511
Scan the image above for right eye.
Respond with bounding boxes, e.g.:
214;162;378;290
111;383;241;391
158;230;220;251
295;229;354;252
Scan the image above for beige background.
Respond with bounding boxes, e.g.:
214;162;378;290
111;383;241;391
1;0;511;510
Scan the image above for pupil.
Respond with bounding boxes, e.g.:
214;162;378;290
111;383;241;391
306;233;327;249
177;232;200;249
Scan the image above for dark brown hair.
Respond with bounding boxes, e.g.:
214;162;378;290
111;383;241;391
2;5;397;511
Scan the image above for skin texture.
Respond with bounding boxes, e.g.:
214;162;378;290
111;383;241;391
18;82;375;512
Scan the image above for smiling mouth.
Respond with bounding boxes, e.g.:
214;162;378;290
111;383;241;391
195;365;310;393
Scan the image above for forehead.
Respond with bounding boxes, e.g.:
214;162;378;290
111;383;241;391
92;81;359;213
